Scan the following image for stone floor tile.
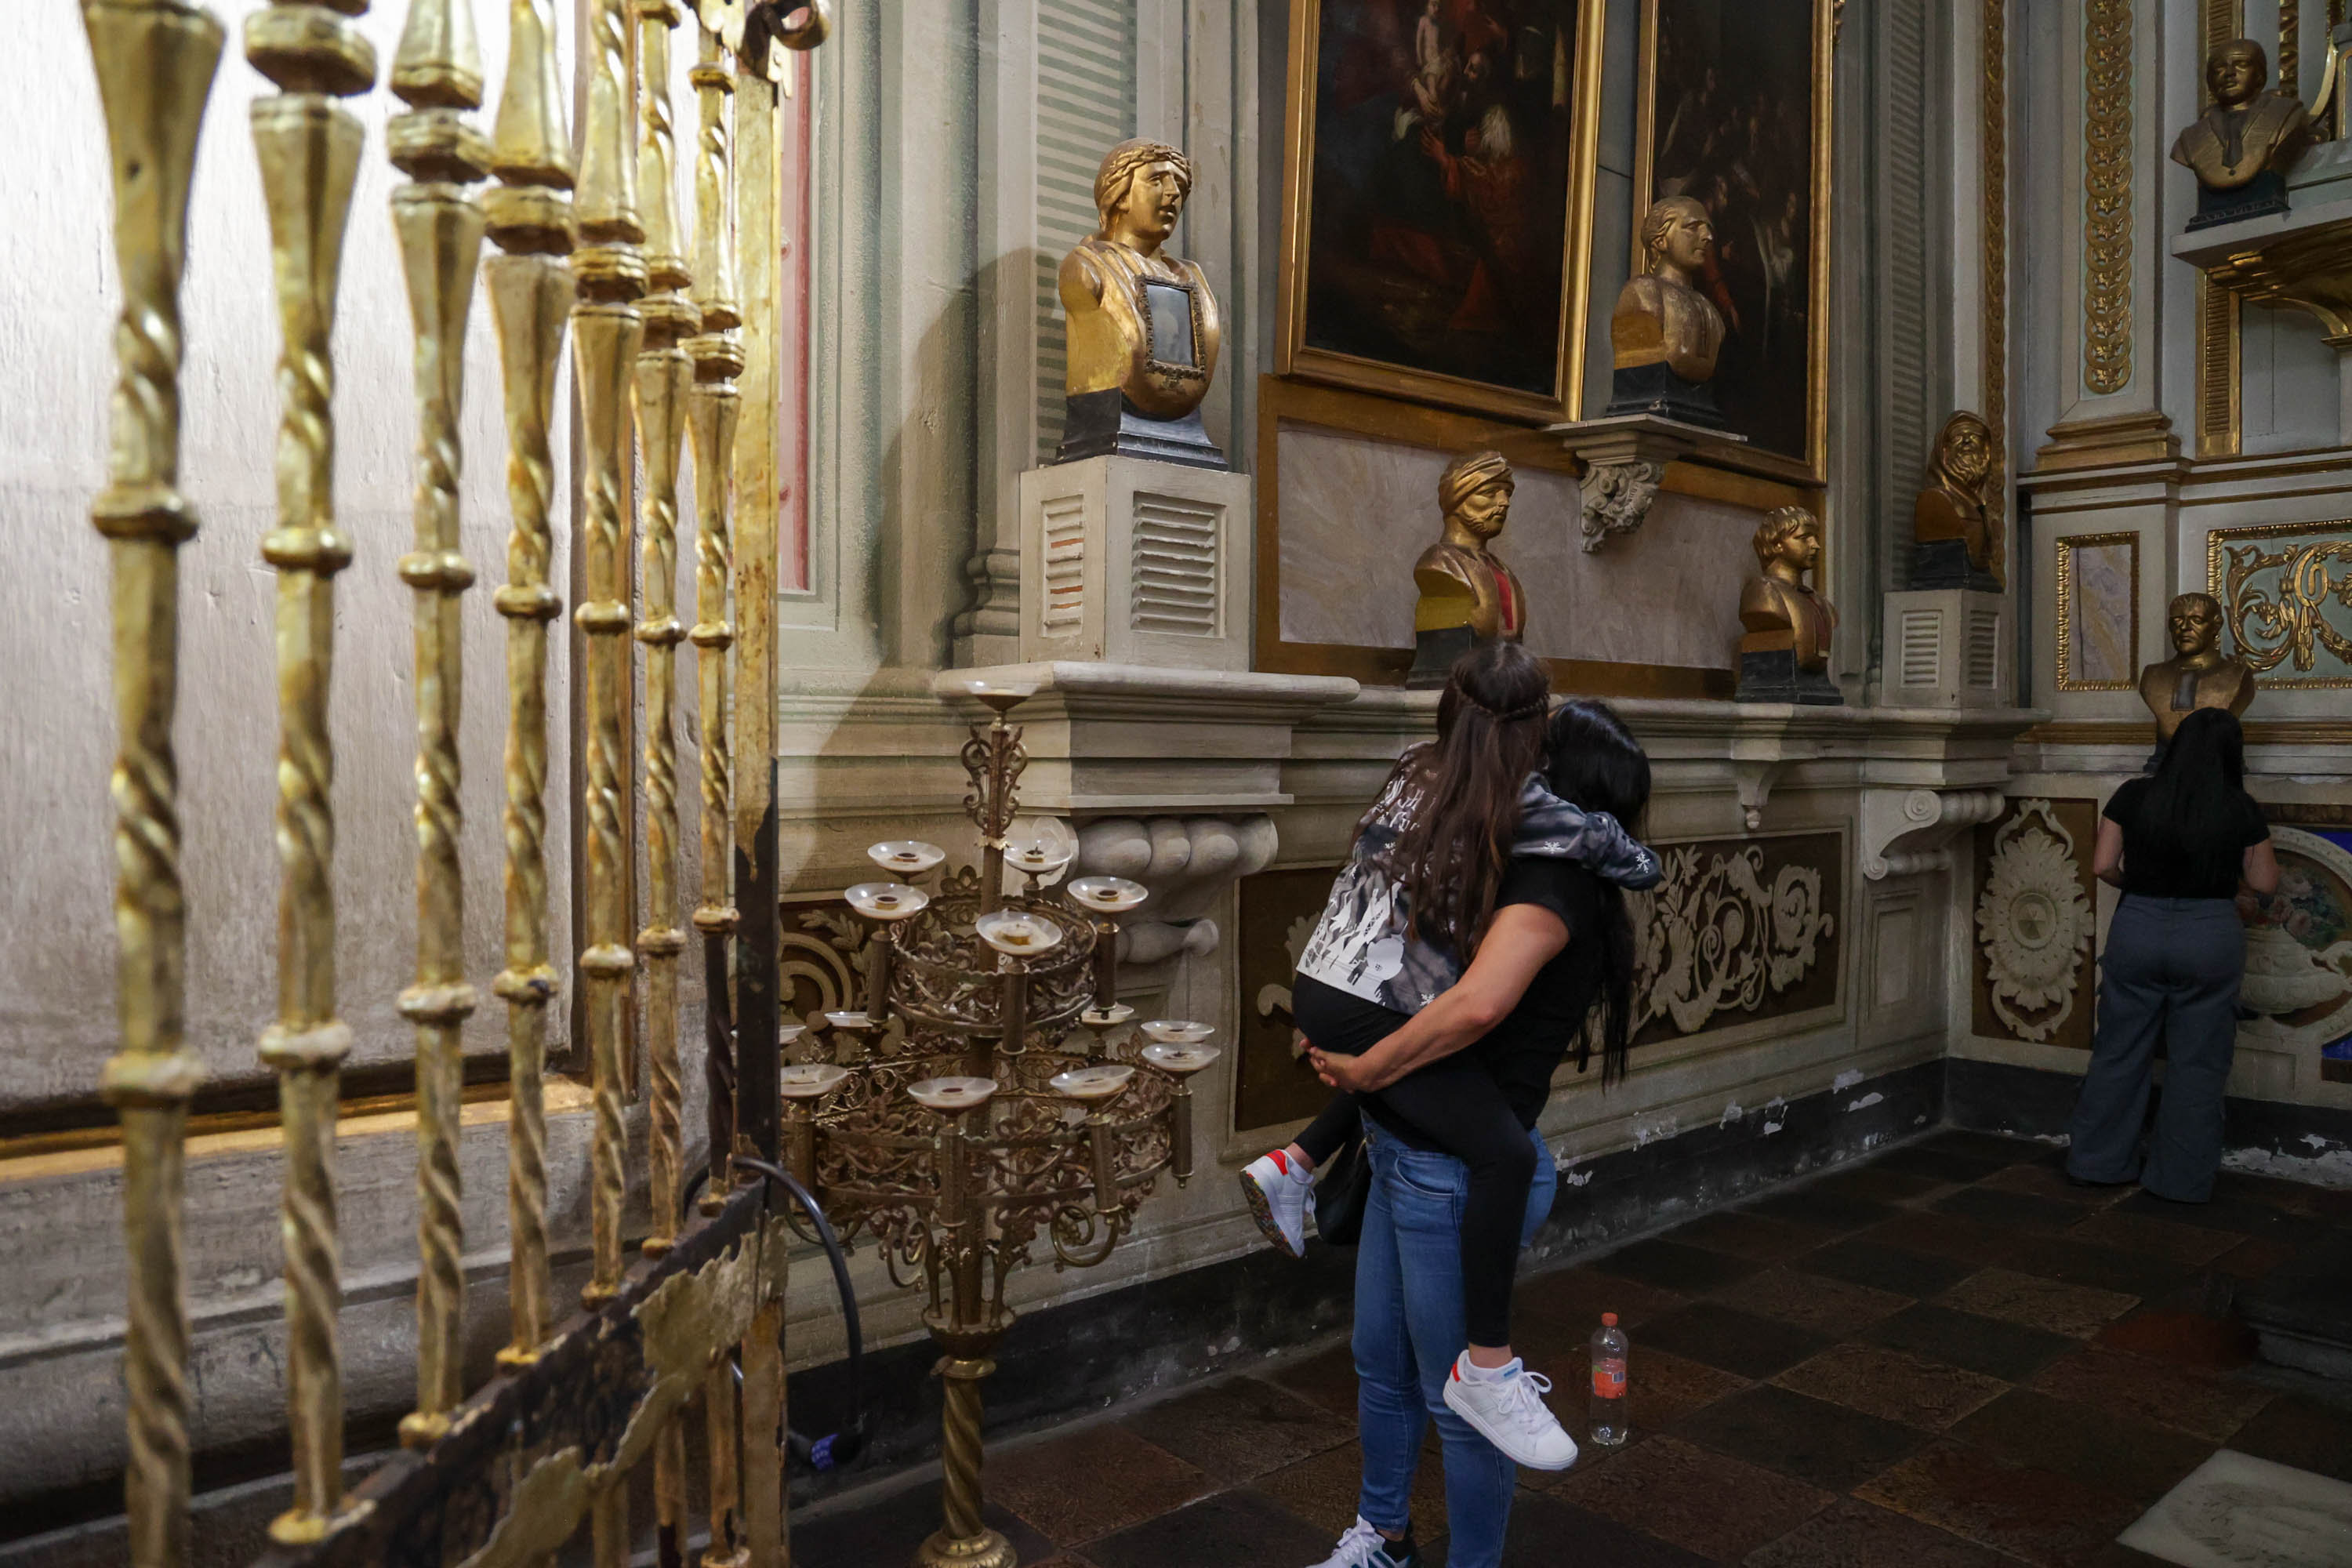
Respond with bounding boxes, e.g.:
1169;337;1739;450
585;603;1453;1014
985;1422;1214;1548
1807;1165;1958;1207
788;1492;1058;1568
2027;1346;2274;1445
2094;1308;2257;1372
2212;1234;2299;1281
1865;1208;2017;1266
1937;1267;2140;1338
1951;1386;2217;1505
1709;1263;1911;1335
2226;1393;2352;1485
1857;1438;2144;1567
1989;1232;2198;1299
1741;1496;2022;1568
1864;1302;2078;1381
1872;1145;2013;1185
2114;1190;2319;1246
1080;1487;1340;1568
1512;1264;1686;1334
1511;1339;1750;1454
1668;1382;1929;1491
1117;1374;1346;1484
2115;1447;2352;1567
1666;1209;1839;1261
2067;1210;2247;1266
1774;1343;2010;1432
1553;1433;1835;1563
1745;1186;1903;1233
2209;1168;2352;1219
1635;1301;1835;1380
1916;1130;2046;1167
1268;1341;1359;1420
1247;1438;1449;1542
1797;1236;1976;1298
1504;1491;1717;1566
1592;1236;1764;1294
1933;1185;2092;1234
1977;1159;2131;1207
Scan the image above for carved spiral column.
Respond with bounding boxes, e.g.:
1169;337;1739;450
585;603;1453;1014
81;4;223;1562
688;16;742;1225
485;0;575;1367
245;0;373;1543
388;0;488;1451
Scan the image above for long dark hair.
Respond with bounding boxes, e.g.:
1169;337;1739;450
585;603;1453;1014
2140;707;2250;891
1367;642;1552;963
1543;699;1651;1087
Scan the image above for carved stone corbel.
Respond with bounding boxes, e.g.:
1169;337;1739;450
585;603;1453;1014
1859;787;2007;880
1073;815;1277;961
1546;412;1744;551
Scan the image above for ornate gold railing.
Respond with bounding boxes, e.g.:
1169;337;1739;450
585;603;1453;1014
76;1;831;1563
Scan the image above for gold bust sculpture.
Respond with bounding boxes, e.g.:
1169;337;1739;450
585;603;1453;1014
2140;592;2255;746
1913;410;2002;590
1606;195;1728;424
2172;38;2311;229
1055;137;1225;466
1406;451;1526;689
1736;506;1842;705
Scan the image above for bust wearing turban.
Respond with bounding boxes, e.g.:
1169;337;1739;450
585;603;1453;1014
1406;452;1527;688
1056;138;1225;466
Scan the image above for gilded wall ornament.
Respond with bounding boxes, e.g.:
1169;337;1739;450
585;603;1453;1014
2212;520;2352;687
1634;842;1836;1037
1983;0;2009;516
1976;800;2094;1044
2083;0;2135;397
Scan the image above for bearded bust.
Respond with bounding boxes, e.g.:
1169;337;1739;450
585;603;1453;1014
1913;410;2002;590
1406;451;1527;689
1055;137;1225;466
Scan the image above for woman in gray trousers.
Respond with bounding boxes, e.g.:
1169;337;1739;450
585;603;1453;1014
2067;708;2278;1203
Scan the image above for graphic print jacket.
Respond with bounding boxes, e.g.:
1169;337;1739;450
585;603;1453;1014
1294;764;1661;1015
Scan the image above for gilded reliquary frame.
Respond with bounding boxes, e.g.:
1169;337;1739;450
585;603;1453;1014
1631;0;1835;487
1275;0;1611;423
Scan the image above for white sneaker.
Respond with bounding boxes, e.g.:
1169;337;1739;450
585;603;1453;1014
1441;1352;1580;1471
1307;1516;1419;1568
1240;1150;1312;1258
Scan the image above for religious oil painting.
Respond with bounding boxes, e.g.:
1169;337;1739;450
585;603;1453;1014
1278;0;1609;422
1633;0;1834;483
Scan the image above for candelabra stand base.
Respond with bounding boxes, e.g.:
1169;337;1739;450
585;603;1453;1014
917;1527;1018;1568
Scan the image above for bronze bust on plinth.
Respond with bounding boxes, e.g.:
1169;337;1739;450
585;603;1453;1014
1056;137;1226;468
2173;38;2311;230
2140;592;2255;755
1406;451;1527;689
1736;506;1842;705
1606;195;1728;427
1912;410;2002;591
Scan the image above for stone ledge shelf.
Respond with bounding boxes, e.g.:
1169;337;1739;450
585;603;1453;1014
1544;412;1748;552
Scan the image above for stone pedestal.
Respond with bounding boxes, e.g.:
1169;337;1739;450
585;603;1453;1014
1017;455;1252;670
1882;589;2009;709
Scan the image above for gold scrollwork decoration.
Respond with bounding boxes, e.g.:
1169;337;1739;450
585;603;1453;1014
1984;0;2009;530
2083;0;2135;397
2210;519;2352;688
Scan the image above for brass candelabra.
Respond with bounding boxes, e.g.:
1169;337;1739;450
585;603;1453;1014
778;684;1219;1568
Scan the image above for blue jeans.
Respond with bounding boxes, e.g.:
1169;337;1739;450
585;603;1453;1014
1354;1123;1557;1568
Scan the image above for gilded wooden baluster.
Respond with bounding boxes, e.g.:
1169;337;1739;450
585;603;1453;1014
245;0;374;1543
633;5;697;1562
485;0;575;1369
688;13;742;1229
388;0;489;1452
81;4;223;1562
574;0;644;1317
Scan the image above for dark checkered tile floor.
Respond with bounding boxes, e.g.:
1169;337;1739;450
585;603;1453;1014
784;1131;2352;1567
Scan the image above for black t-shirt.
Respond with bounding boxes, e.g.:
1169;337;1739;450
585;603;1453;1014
2103;776;2269;900
1468;858;1610;1129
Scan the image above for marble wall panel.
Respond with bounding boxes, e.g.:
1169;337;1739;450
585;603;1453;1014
1273;424;1759;672
2056;533;2137;691
1233;866;1341;1134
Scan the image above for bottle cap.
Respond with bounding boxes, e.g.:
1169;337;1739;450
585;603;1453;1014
1601;1312;1617;1326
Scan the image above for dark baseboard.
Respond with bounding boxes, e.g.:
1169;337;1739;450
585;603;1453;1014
1945;1055;2352;1163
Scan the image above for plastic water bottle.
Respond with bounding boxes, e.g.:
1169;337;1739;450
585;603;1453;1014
1588;1312;1628;1448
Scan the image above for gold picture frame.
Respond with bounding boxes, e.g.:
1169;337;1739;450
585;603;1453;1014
1631;0;1836;487
2205;517;2352;690
2054;530;2140;692
1275;0;1611;423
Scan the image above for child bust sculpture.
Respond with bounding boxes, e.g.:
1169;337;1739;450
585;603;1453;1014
2172;38;2311;230
1056;137;1226;468
1606;195;1728;426
1912;410;2002;590
1406;451;1527;689
1736;506;1842;705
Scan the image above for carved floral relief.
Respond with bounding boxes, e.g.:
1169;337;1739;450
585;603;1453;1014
1975;800;2096;1044
1631;833;1843;1042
